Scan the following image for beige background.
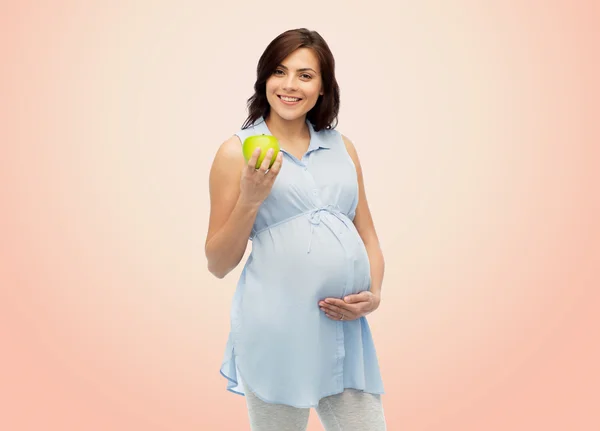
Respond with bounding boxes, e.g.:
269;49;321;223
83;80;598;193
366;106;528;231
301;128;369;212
1;0;599;429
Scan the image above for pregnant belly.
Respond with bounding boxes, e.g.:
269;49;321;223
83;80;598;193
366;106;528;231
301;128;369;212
244;214;371;305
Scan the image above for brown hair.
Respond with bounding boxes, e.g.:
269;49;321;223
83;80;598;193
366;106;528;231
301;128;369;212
242;28;340;132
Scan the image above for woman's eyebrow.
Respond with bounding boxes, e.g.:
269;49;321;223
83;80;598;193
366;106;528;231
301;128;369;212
277;64;318;73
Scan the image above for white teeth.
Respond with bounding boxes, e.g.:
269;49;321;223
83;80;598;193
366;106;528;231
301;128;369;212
280;96;300;102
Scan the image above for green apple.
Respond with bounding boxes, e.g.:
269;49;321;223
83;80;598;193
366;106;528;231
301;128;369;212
242;134;280;169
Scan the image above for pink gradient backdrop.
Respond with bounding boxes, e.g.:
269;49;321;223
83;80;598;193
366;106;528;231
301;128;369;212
1;1;598;429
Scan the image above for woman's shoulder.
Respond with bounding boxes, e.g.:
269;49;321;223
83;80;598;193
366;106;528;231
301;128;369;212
234;118;266;141
221;133;243;153
209;118;269;174
317;126;353;151
210;134;245;173
333;131;361;169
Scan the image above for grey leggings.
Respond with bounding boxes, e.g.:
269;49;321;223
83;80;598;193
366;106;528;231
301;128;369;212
242;380;387;431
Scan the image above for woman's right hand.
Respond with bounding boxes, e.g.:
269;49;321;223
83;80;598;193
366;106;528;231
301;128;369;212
239;147;283;207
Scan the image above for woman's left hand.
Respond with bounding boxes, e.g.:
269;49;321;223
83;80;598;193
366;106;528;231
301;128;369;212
318;291;381;321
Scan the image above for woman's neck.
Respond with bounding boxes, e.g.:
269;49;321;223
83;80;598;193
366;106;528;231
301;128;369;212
264;113;310;142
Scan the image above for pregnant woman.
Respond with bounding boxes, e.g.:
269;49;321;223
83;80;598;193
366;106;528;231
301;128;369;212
205;28;387;431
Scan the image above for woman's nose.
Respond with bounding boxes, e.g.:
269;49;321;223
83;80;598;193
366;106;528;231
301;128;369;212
283;75;298;91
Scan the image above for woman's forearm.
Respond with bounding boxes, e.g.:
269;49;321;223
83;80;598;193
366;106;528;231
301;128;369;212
205;197;261;279
365;240;385;304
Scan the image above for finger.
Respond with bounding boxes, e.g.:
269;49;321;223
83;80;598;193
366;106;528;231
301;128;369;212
344;293;369;304
325;311;352;321
267;151;283;176
320;301;347;315
323;298;349;310
324;311;344;320
343;295;355;304
258;148;275;173
246;147;262;171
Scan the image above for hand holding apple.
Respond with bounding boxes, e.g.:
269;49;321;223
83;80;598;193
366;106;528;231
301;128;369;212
239;138;284;207
242;134;281;169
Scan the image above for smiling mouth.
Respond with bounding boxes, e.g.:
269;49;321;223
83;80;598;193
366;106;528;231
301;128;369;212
278;95;302;103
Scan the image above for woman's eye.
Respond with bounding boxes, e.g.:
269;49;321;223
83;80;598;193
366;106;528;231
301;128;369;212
273;69;284;75
301;74;312;79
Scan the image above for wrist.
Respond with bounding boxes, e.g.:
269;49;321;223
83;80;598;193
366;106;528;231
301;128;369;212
237;195;262;211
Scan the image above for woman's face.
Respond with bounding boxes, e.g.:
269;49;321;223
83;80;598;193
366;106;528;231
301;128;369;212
265;47;324;122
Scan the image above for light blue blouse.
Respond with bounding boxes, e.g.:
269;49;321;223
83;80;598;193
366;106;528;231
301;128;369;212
219;116;385;408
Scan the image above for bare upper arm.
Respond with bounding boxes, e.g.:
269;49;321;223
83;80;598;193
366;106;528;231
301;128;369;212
341;134;379;245
205;134;246;248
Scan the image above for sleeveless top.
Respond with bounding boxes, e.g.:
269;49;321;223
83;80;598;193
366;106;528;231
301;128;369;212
219;116;385;408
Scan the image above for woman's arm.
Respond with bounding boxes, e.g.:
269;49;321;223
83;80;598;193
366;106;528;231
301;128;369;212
342;135;385;304
205;135;261;279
